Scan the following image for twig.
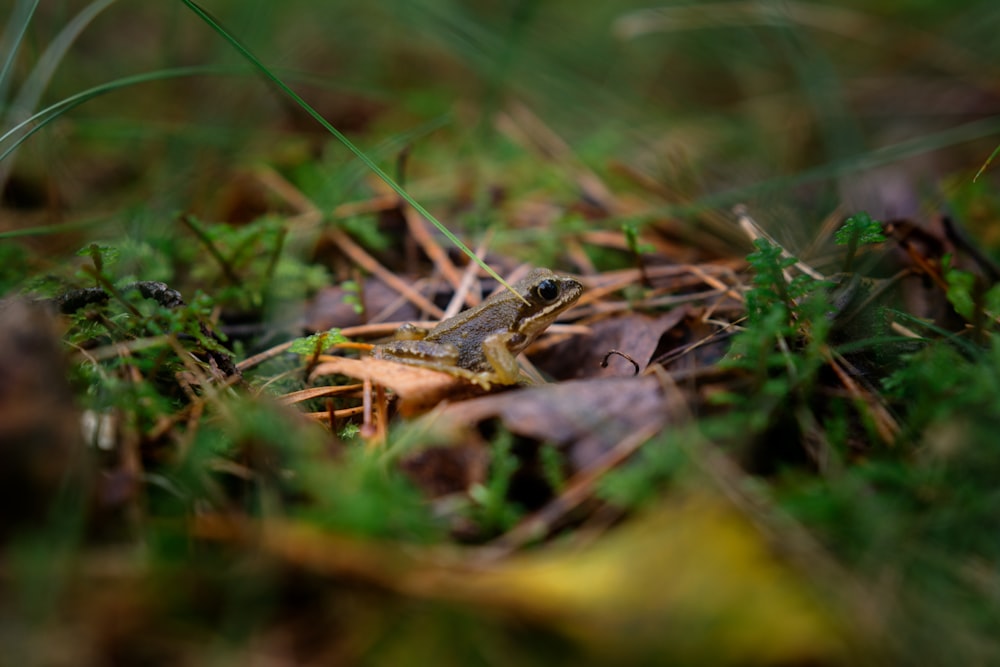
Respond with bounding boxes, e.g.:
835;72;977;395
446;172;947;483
441;233;493;319
254;166;445;318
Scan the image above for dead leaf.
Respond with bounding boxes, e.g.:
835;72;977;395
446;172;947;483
428;376;685;472
653;308;733;371
310;356;487;415
534;309;689;380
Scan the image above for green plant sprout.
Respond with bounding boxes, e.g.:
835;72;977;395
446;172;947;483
835;211;885;272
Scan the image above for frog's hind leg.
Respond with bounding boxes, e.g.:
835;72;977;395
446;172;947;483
376;340;460;366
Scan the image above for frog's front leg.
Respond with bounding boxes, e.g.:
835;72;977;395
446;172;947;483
481;331;526;385
393;323;430;341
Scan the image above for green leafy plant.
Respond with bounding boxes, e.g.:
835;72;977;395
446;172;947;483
56;247;236;440
834;211;886;247
288;328;350;356
775;334;1000;664
726;239;831;382
467;430;523;535
296;446;443;542
942;254;1000;326
835;211;885;272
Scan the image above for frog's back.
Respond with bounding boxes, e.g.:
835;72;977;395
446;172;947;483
425;298;523;371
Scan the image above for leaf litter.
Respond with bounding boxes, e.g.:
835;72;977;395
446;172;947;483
10;124;997;665
5;9;1000;663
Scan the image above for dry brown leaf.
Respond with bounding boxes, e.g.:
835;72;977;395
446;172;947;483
534;309;689;380
309;356;486;415
427;376;685;472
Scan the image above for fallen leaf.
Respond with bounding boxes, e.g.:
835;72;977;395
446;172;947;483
428;376;686;472
534;309;688;380
309;356;487;414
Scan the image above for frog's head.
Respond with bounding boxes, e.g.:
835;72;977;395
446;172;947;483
511;268;584;341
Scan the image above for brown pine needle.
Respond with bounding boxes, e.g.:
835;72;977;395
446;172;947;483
254;166;446;318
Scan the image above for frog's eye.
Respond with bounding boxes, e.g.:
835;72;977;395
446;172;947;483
535;278;559;302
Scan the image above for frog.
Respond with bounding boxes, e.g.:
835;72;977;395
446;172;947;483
373;268;584;387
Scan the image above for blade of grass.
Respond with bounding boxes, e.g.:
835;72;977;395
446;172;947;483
973;142;999;182
4;0;115;119
0;65;241;164
0;0;40;102
0;0;117;189
0;215;105;240
180;0;526;303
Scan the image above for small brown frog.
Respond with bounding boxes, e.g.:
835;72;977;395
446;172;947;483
374;268;583;387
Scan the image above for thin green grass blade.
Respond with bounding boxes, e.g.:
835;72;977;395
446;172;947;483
0;0;117;187
889;309;982;358
0;216;106;240
0;66;241;164
180;0;524;301
0;0;40;103
328;113;454;204
831;335;928;356
973;143;999;182
5;0;116;119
